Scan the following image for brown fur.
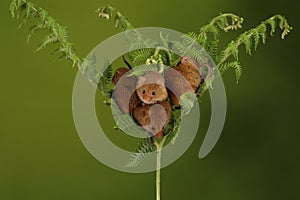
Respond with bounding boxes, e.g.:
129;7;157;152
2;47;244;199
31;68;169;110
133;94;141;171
111;57;208;138
165;57;203;105
136;71;168;104
112;68;141;113
112;68;130;85
133;101;172;138
176;57;203;90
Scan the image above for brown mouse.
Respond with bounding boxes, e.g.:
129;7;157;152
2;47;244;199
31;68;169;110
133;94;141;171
133;101;172;138
165;57;204;105
136;70;168;104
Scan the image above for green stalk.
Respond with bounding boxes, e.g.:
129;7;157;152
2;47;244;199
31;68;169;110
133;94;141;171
156;147;162;200
154;137;167;200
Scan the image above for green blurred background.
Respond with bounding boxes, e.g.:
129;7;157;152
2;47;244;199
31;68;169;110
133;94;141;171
1;0;299;199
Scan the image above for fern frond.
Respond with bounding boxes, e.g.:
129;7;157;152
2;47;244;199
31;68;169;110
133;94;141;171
129;64;160;77
218;14;292;81
96;5;158;68
96;5;133;31
9;0;82;68
206;40;219;60
195;13;244;56
180;92;197;115
130;49;154;67
35;33;58;51
126;138;156;168
98;64;113;97
199;13;244;39
219;61;242;83
164;109;181;144
171;14;243;63
172;38;207;64
173;13;243;64
79;54;99;87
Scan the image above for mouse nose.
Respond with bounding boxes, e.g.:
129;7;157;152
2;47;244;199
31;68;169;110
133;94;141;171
143;95;152;103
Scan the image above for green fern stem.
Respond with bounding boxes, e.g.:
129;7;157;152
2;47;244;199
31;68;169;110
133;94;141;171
155;144;162;200
154;137;167;200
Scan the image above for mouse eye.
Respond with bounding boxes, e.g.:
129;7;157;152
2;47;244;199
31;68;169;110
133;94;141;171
152;91;156;96
142;90;145;94
151;126;156;131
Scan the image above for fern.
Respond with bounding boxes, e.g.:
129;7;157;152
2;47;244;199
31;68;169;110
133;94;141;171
96;8;178;68
199;13;244;38
98;64;114;98
95;6;292;166
130;49;155;67
218;15;292;79
9;0;117;98
96;5;157;69
164;108;181;144
9;3;293;200
172;13;244;61
180;92;197;116
9;0;82;68
96;5;133;31
79;53;99;86
197;13;244;59
126;137;156;168
198;15;292;96
78;53;114;97
129;64;161;77
219;61;242;82
10;2;292;168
